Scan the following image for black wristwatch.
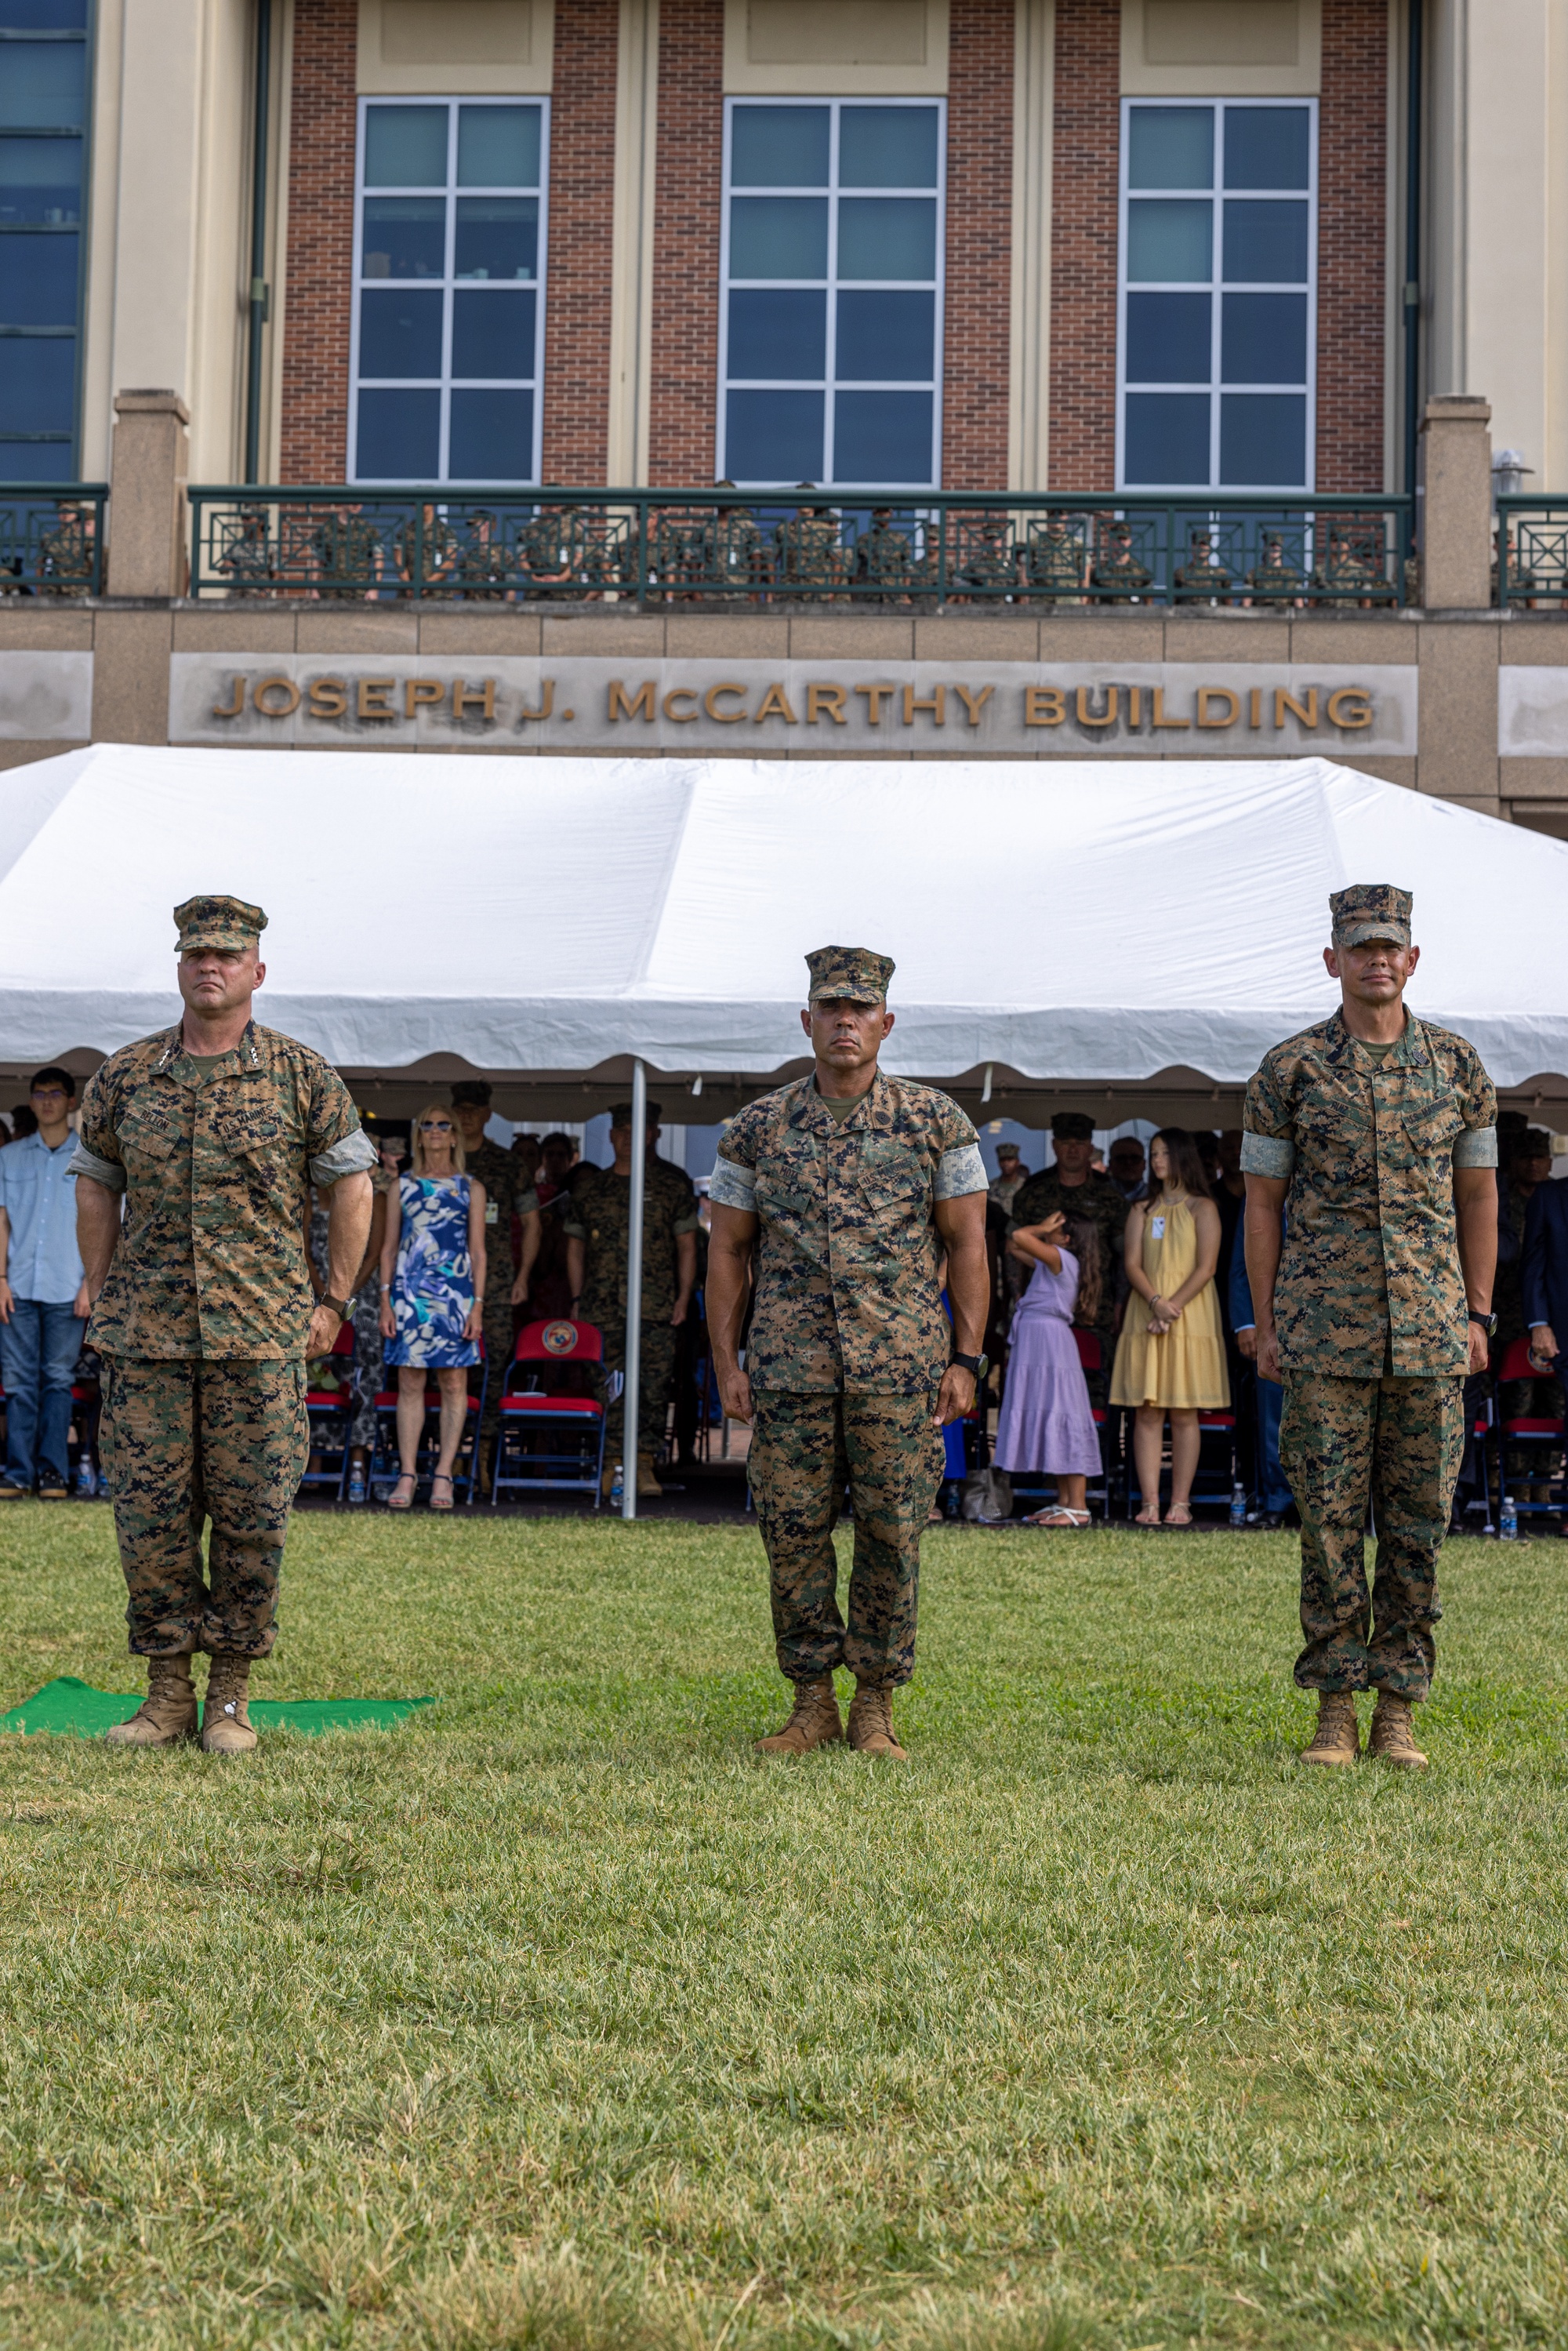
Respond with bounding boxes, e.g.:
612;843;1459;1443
1468;1308;1497;1339
949;1350;989;1381
321;1292;353;1321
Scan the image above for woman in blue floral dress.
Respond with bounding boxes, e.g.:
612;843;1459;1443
378;1104;487;1510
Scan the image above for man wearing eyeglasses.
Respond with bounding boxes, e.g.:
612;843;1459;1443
0;1067;90;1501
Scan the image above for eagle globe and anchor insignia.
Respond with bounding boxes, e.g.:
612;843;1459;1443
540;1320;579;1355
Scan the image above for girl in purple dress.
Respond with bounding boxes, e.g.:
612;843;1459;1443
994;1210;1102;1528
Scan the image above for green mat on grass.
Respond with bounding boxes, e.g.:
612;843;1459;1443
0;1676;436;1739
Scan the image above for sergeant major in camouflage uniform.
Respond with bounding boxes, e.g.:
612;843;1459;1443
448;1081;542;1485
706;947;990;1761
1242;885;1497;1770
559;1103;699;1496
72;897;376;1753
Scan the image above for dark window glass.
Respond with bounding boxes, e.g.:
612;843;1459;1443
728;195;828;278
449;387;533;477
1222;199;1308;284
1219;392;1305;484
1127;199;1211;281
356;387;440;478
1221;291;1306;384
0;231;78;325
833;390;931;481
454;195;537;280
727;288;826;380
730;105;829;187
456;104;539;187
0;331;74;431
0;0;88;24
837;196;935;280
1125;290;1210;383
839;106;938;187
361;197;445;280
724;387;823;481
358;286;444;377
452;287;535;377
1123;391;1210;484
1224;107;1310;190
0;135;82;223
363;105;447;187
1;44;85;129
0;438;74;478
835;289;934;382
1127;106;1212;189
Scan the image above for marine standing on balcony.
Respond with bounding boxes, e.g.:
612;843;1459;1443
1242;885;1498;1771
705;947;990;1762
71;897;376;1753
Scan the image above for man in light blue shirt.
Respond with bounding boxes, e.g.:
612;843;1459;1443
0;1066;89;1499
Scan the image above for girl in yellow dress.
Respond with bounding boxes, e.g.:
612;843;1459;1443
1109;1128;1229;1526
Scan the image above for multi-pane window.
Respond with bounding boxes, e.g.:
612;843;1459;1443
350;96;547;485
1117;99;1316;492
719;98;944;490
0;0;89;481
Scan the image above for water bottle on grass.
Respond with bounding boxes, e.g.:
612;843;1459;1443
609;1461;624;1509
1501;1492;1519;1539
1229;1481;1247;1530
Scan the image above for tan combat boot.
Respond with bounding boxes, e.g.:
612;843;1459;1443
105;1654;198;1747
755;1674;844;1757
637;1451;663;1497
1368;1690;1428;1769
1299;1690;1360;1766
848;1681;909;1761
201;1652;258;1756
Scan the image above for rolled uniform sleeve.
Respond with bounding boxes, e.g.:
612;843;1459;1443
1450;1040;1498;1168
710;1106;762;1213
1241;1057;1297;1179
71;1068;127;1192
304;1067;376;1187
932;1101;985;1201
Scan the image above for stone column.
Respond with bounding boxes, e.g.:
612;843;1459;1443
106;388;190;597
1418;394;1493;610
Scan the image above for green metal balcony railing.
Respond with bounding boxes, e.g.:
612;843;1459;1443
187;485;1416;608
0;485;107;597
1496;497;1568;608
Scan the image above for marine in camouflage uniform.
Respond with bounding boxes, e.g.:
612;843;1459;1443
559;1105;699;1485
709;947;989;1756
71;895;376;1751
1242;884;1497;1765
773;492;844;595
449;1081;542;1468
1007;1114;1128;1401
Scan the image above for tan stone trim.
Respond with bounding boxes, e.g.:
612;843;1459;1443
1120;0;1322;96
608;0;659;484
356;0;554;93
1007;0;1053;490
723;0;949;95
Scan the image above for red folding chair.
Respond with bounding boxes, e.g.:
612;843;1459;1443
301;1321;358;1499
492;1319;620;1506
370;1338;488;1504
1489;1334;1565;1523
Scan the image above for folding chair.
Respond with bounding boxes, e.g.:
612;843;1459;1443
1489;1334;1566;1524
492;1318;621;1506
1004;1327;1114;1520
370;1339;488;1504
301;1321;358;1499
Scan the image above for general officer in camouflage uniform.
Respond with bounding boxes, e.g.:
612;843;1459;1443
1007;1114;1127;1400
448;1081;542;1484
560;1103;699;1497
1242;885;1497;1770
72;897;376;1754
706;947;990;1761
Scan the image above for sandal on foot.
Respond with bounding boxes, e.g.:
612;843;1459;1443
429;1473;456;1512
1164;1506;1194;1528
1025;1507;1092;1528
1134;1510;1162;1528
387;1473;417;1510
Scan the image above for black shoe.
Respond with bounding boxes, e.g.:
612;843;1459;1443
1251;1508;1288;1530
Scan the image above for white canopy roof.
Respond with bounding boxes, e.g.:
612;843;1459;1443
2;742;1563;1098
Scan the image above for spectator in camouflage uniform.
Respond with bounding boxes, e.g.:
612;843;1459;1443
559;1104;699;1497
1023;513;1087;599
706;947;990;1761
1007;1114;1128;1404
1174;528;1233;603
702;484;768;600
393;505;459;597
1244;531;1306;606
38;500;97;595
1092;521;1152;599
854;508;918;596
448;1081;542;1487
773;489;844;595
1494;1128;1563;1463
1243;884;1497;1770
71;896;376;1753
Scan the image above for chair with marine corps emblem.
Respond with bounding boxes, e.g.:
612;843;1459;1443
491;1318;622;1506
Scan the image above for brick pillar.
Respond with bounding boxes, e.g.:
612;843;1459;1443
107;388;189;596
1420;396;1492;609
647;0;723;485
1046;0;1119;489
280;0;358;484
541;0;620;481
942;0;1013;491
1316;0;1386;489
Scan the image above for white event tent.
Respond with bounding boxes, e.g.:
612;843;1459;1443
4;743;1566;1513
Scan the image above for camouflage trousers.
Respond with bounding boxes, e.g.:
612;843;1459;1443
749;1388;945;1689
1280;1372;1464;1702
479;1286;517;1451
600;1317;677;1463
100;1357;308;1659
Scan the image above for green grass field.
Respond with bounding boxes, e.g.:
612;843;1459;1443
0;1506;1566;2351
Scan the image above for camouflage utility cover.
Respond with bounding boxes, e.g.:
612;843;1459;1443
561;1157;701;1325
71;1020;376;1360
1241;1010;1497;1376
711;1071;986;1394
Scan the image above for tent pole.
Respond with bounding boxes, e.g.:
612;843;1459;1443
621;1058;647;1521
